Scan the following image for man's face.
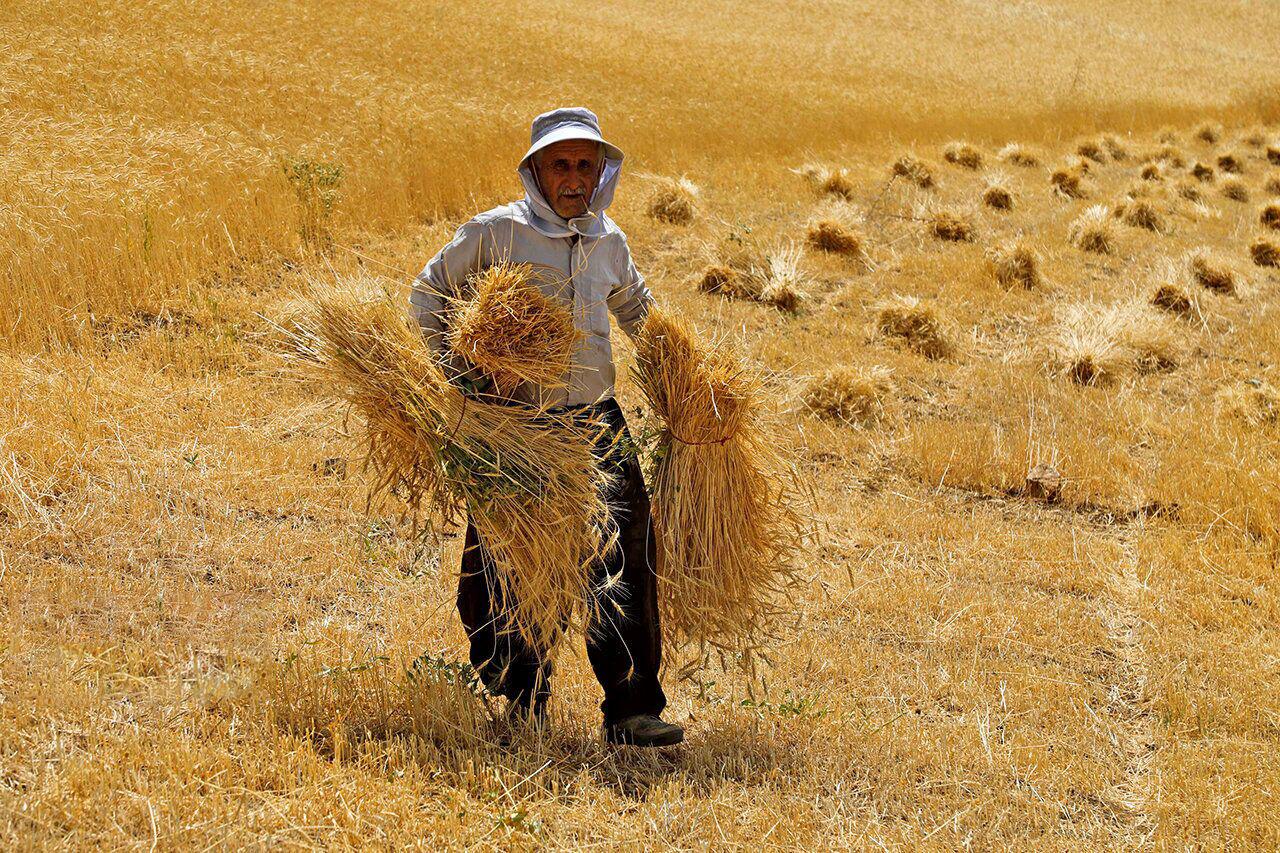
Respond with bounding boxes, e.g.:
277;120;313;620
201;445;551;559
535;139;603;220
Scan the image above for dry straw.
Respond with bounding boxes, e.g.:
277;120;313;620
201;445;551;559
1260;203;1280;230
1243;128;1270;148
1175;180;1204;203
795;164;855;199
806;217;865;258
447;262;578;394
1115;199;1168;233
943;141;983;169
1150;281;1197;318
647;176;700;225
1195;122;1222;144
1075;138;1107;163
632;309;806;672
1215;379;1279;427
1216;152;1243;174
1051;166;1087;199
1220;178;1249;202
802;365;895;427
1069;205;1116;254
293;279;611;653
1187;249;1236;294
876;294;953;358
756;244;809;313
928;208;975;242
997;143;1040;167
891;154;937;189
700;240;809;312
1146;144;1186;168
1050;301;1183;386
1251;238;1280;268
987;239;1041;289
1102;134;1131;161
982;176;1014;211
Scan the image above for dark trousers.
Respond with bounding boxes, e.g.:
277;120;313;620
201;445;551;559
456;398;666;725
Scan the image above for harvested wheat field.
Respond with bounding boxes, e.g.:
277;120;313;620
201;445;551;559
4;0;1280;848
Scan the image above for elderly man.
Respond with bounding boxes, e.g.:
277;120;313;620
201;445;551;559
410;107;682;747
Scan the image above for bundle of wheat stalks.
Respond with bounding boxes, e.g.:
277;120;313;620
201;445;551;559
446;263;578;394
291;276;609;652
634;309;806;673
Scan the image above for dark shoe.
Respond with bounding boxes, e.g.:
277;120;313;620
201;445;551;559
604;714;684;747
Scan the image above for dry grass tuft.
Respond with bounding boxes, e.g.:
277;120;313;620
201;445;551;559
1051;167;1087;199
891;154;937;188
802;364;895;426
1267;145;1280;166
1266;173;1280;195
876;294;953;359
1250;237;1280;267
1175;179;1205;203
698;241;810;311
1150;281;1196;317
697;264;748;297
1050;301;1183;384
1146;144;1186;168
928;208;976;241
1075;138;1108;163
1214;379;1279;427
1216;152;1243;174
997;142;1040;167
943;141;983;169
448;262;579;393
1260;203;1280;230
981;176;1014;210
1243;128;1270;148
986;239;1042;289
1191;162;1215;182
755;244;810;312
1115;199;1169;233
796;163;856;199
1102;133;1132;161
1068;205;1117;254
1140;163;1164;181
1220;178;1248;202
1065;154;1095;175
1195;122;1222;144
806;217;865;258
295;281;609;652
646;176;700;224
633;309;805;667
1187;249;1237;294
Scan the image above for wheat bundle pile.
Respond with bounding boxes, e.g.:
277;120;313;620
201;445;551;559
446;262;578;394
293;280;609;652
633;309;806;673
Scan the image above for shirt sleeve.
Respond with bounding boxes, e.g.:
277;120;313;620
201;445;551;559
409;218;486;358
606;231;655;340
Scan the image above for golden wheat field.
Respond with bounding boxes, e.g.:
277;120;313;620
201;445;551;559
4;0;1280;847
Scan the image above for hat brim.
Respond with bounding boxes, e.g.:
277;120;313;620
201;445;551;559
521;125;624;165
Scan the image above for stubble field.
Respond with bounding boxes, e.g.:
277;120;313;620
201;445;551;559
3;1;1280;848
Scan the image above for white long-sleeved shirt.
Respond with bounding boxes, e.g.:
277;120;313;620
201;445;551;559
411;143;653;407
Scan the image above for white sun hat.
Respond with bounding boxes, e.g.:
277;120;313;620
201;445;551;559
521;106;624;164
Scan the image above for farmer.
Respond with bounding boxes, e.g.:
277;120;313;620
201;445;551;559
410;107;683;748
